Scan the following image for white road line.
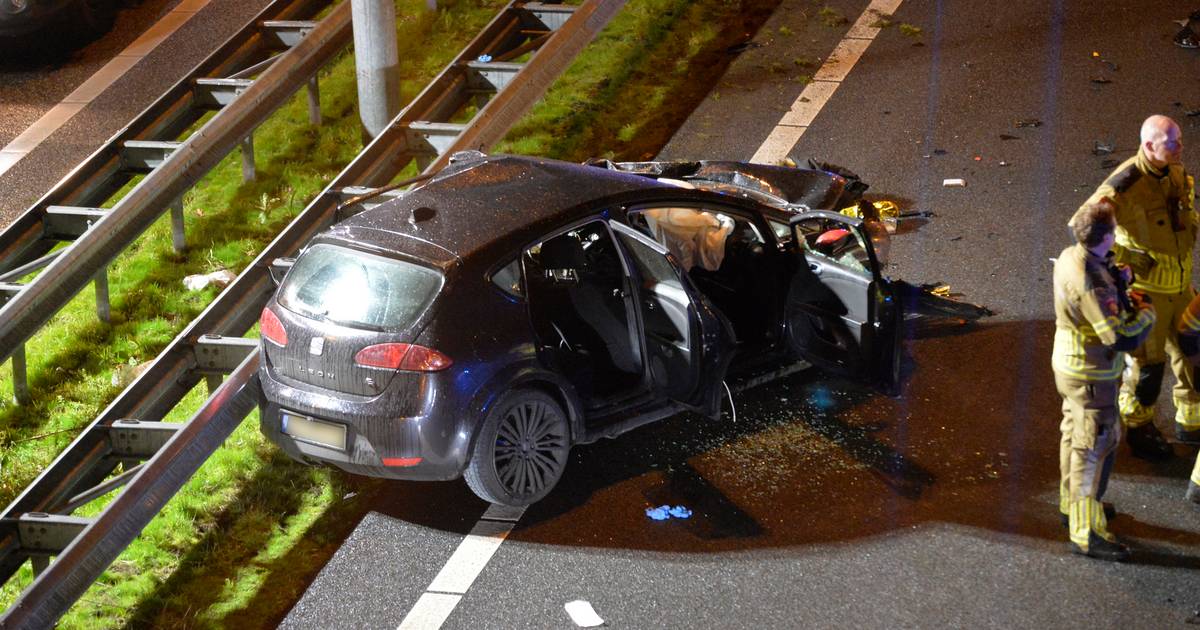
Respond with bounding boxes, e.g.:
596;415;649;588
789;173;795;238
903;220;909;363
396;505;526;630
0;0;214;178
394;2;905;627
751;0;905;165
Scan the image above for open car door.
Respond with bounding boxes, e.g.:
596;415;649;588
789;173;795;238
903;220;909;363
610;221;736;418
786;211;901;393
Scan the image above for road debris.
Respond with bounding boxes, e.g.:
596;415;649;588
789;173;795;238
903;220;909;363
725;39;763;55
1090;76;1112;84
564;600;605;628
1176;11;1200;48
1100;158;1120;169
183;269;236;291
646;504;693;520
943;178;966;187
1092;141;1114;155
1015;118;1042;128
999;133;1019;141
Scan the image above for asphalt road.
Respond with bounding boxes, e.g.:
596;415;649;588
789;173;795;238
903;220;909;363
2;0;1198;628
287;1;1200;628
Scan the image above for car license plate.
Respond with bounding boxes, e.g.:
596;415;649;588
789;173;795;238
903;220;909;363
281;412;347;451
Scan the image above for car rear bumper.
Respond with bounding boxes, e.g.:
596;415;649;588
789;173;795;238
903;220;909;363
257;368;471;481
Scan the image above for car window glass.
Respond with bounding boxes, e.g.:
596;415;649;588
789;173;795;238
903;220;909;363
615;229;692;346
794;217;871;276
279;243;442;329
490;257;523;298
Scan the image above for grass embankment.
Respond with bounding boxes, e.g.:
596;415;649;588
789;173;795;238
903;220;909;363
0;0;779;626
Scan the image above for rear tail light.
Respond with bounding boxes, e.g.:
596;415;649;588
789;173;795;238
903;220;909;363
260;307;288;347
354;343;452;371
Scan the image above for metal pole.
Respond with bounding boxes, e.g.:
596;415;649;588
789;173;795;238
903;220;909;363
94;268;109;324
350;0;400;138
306;77;322;125
240;135;255;182
12;345;28;405
170;198;186;252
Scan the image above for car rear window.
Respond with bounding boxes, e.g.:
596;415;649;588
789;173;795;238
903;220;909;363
278;243;443;330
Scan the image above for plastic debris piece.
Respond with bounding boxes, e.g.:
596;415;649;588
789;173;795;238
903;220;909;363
183;269;236;291
999;134;1019;141
942;178;966;187
1176;26;1199;49
1092;141;1114;155
932;148;947;155
645;505;671;520
1091;51;1100;57
564;600;605;628
1090;76;1112;84
999;161;1010;166
1015;118;1042;128
477;54;493;62
669;505;693;518
1100;159;1120;169
1186;109;1200;117
973;155;982;161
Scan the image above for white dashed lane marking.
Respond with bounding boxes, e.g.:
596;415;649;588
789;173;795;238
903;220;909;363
751;0;905;165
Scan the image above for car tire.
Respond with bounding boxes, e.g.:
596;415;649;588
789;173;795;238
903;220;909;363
464;389;570;507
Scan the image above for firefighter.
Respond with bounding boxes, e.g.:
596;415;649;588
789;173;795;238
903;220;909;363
1053;199;1156;560
1080;115;1196;460
1170;295;1200;506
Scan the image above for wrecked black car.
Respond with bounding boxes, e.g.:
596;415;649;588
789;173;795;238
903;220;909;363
256;152;902;506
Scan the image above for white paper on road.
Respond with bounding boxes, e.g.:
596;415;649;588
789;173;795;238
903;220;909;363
564;600;605;627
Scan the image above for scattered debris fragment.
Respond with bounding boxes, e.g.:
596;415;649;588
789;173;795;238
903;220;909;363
973;155;982;161
183;269;236;291
943;178;966;187
1090;76;1112;84
1186;607;1200;626
1176;10;1199;49
999;134;1019;141
1187;109;1200;117
725;40;764;55
999;161;1010;166
1015;118;1042;128
564;600;605;628
1100;159;1120;169
343;492;357;501
932;148;947;156
1092;141;1114;155
476;54;493;63
645;504;693;521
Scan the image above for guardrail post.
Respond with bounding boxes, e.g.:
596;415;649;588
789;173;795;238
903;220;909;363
307;77;321;125
94;268;110;324
206;375;222;393
30;555;48;577
241;135;256;182
170;198;186;253
13;344;29;405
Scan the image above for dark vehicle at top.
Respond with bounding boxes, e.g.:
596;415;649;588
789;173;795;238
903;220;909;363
1;0;118;53
256;152;902;506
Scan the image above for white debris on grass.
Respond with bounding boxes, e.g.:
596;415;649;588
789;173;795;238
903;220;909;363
183;269;237;291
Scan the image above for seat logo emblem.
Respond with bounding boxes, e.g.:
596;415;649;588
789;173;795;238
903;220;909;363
309;337;325;356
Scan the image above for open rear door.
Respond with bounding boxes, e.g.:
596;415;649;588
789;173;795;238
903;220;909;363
785;211;900;392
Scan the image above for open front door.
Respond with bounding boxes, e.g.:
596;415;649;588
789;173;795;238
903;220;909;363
786;211;900;392
610;221;735;418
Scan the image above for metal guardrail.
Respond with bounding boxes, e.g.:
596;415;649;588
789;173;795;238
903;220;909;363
0;1;624;626
0;0;340;405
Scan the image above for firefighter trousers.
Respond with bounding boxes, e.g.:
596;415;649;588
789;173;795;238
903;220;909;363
1118;289;1200;432
1056;373;1121;545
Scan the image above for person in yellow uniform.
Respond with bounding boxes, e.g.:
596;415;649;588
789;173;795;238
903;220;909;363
1170;295;1200;506
1080;115;1196;460
1053;199;1156;560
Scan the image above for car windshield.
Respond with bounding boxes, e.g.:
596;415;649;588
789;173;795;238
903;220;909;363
278;243;442;330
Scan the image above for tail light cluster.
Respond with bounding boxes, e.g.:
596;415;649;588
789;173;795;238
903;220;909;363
258;308;450;372
355;343;452;372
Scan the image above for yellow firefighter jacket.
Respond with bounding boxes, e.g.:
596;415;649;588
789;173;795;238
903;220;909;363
1081;149;1196;294
1052;244;1155;380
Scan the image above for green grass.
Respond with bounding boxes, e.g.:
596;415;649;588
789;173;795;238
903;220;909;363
818;6;847;27
0;0;781;626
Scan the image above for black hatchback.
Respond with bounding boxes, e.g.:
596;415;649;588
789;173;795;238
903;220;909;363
257;153;901;506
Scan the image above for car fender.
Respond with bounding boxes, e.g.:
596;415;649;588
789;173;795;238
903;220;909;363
459;356;585;459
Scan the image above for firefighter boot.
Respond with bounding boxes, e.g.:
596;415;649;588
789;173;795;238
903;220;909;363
1177;425;1200;445
1126;423;1173;460
1070;532;1132;562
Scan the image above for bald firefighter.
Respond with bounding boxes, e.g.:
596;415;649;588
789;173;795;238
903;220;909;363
1053;200;1156;561
1170;295;1200;506
1080;115;1197;460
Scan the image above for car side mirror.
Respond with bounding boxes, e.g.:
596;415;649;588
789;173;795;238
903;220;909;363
269;257;295;286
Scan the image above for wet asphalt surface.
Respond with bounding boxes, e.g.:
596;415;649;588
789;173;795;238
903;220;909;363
3;0;1200;628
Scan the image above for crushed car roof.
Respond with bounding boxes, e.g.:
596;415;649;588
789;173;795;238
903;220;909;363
327;153;850;260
